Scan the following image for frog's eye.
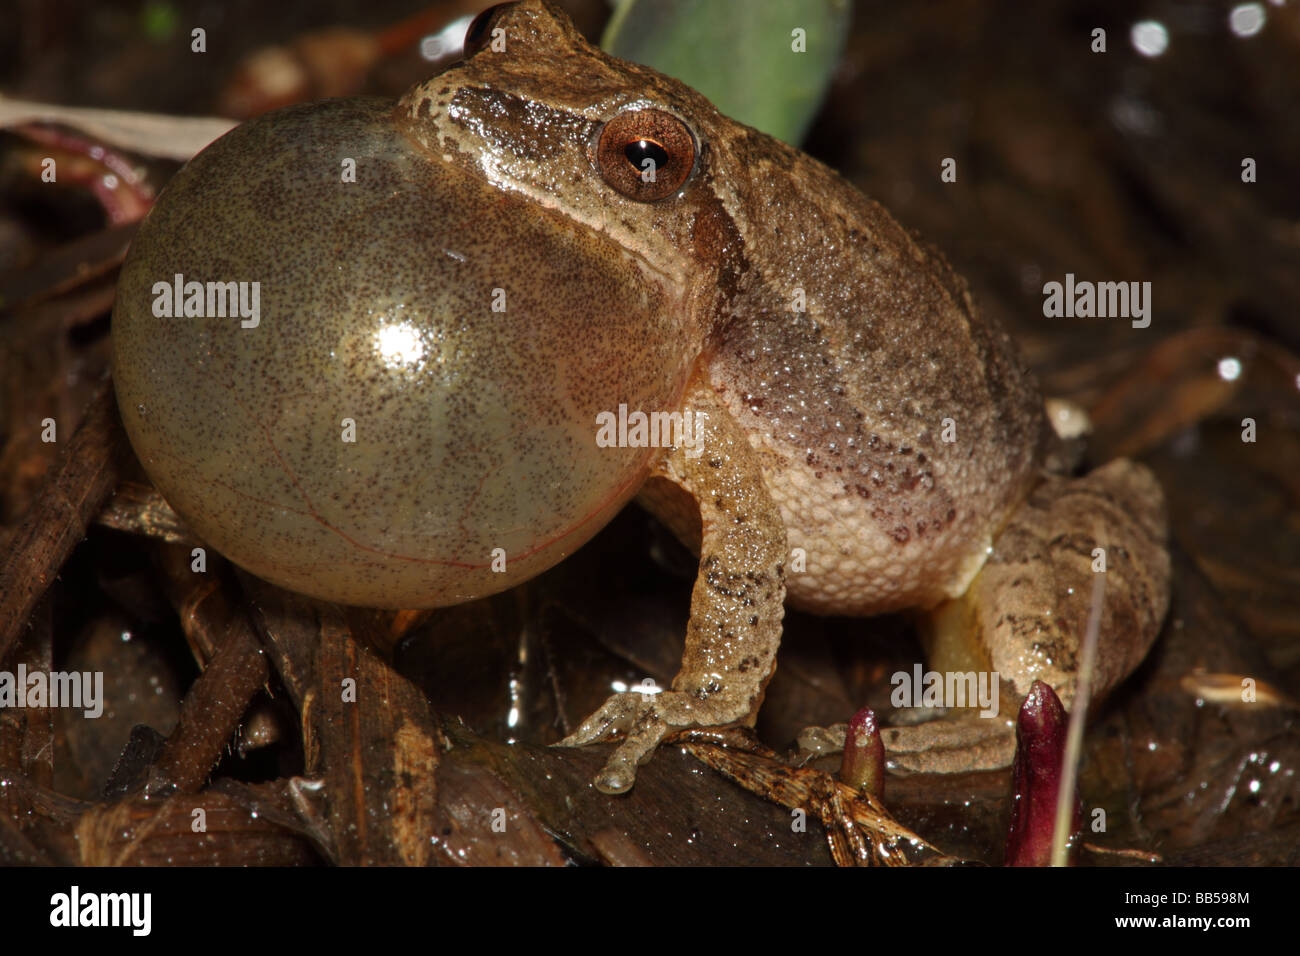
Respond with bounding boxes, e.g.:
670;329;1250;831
595;109;696;202
463;2;517;57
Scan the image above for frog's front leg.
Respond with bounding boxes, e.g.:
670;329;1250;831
884;458;1171;774
559;376;789;794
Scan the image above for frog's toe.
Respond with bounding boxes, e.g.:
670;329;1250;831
559;690;646;747
795;723;849;758
589;720;675;794
558;690;704;794
881;714;1016;774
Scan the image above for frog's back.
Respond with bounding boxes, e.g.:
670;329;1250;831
702;135;1054;614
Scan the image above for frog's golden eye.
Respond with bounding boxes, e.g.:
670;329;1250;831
463;2;517;57
595;109;696;202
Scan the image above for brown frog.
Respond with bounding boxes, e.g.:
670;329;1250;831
110;0;1171;794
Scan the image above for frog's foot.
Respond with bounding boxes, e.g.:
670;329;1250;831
795;714;1016;774
794;723;849;761
559;690;751;794
878;714;1016;774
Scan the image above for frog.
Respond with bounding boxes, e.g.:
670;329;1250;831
110;0;1171;795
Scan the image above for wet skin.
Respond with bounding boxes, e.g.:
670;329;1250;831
111;0;1170;793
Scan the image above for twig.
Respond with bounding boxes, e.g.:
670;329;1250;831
0;377;130;667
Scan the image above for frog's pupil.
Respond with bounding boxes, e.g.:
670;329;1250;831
625;139;669;173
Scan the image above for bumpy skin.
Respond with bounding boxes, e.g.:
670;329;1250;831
398;4;1054;618
112;0;1171;791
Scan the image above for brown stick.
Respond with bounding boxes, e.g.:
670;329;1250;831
0;377;130;668
145;626;269;794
